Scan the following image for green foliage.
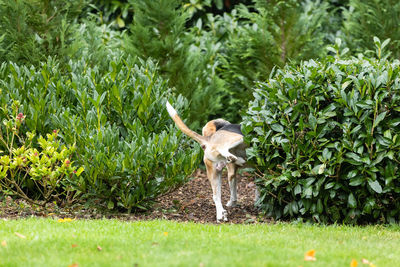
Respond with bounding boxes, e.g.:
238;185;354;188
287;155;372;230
125;0;225;126
0;0;87;66
219;0;330;121
0;58;200;211
68;18;126;70
243;42;400;223
342;0;400;58
54;59;201;211
90;0;131;27
0;100;80;204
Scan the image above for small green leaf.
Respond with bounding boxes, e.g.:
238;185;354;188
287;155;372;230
349;177;364;186
324;182;335;190
317;199;323;214
381;38;391;49
294;184;301;195
291;201;298;214
107;201;114;210
342;81;351;90
318;164;326;174
348;193;357;208
368;180;382;193
116;16;125;28
292;170;301;177
271;123;284;133
75;167;84;176
373;111;387;128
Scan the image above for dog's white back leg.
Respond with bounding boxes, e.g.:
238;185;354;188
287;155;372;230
217;139;245;166
217;147;238;164
226;163;237;207
205;158;228;222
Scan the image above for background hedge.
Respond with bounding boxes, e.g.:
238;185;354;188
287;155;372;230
243;40;400;223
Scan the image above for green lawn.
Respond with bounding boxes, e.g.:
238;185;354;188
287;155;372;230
0;218;399;267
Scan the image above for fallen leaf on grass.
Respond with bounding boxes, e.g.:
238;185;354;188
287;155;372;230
68;263;78;267
58;218;75;223
350;259;358;267
71;244;78;248
362;259;376;267
362;259;370;264
14;232;26;239
97;245;102;251
304;249;316;261
1;240;7;247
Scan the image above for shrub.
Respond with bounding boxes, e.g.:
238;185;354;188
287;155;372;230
0;100;81;204
0;0;87;66
68;18;126;70
53;58;201;211
219;0;330;121
342;0;400;59
243;41;400;223
125;0;225;126
0;58;200;211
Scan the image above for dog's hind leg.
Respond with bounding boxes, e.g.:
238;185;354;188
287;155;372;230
217;139;245;166
205;158;228;223
226;163;238;208
217;147;238;164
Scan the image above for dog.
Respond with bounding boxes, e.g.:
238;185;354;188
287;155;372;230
166;101;247;222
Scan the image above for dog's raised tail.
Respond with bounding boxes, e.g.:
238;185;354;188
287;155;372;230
166;101;206;145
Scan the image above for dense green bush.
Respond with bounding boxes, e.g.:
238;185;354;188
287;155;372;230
125;0;225;126
219;0;330;121
0;58;200;210
342;0;400;59
243;41;400;223
0;0;86;66
68;18;126;70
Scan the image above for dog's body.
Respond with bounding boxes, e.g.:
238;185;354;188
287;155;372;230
166;102;246;222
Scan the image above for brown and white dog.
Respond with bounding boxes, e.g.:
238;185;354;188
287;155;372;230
166;101;247;222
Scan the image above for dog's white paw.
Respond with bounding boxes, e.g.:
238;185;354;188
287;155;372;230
226;200;237;207
217;210;228;223
222;210;228;222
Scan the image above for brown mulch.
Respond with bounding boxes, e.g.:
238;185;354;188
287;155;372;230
0;169;267;224
145;169;266;224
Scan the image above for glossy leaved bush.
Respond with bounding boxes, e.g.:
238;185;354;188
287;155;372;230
243;43;400;223
0;58;200;211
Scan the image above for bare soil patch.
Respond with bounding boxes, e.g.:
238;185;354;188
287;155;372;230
0;169;267;224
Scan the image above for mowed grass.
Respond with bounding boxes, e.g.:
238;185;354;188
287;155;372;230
0;218;399;267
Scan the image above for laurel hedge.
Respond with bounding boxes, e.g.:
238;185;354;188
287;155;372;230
243;51;400;223
0;58;200;210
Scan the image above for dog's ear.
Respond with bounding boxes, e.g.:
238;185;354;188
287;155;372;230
201;144;206;150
